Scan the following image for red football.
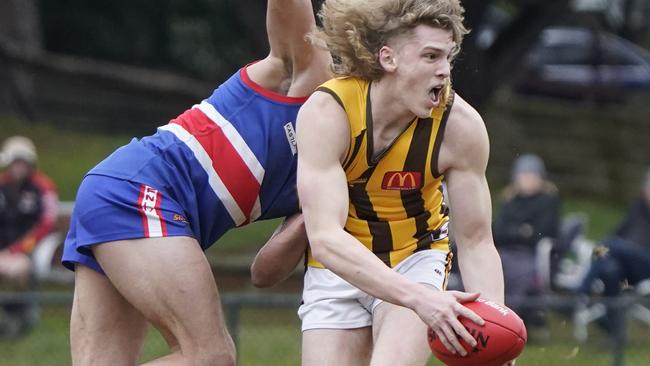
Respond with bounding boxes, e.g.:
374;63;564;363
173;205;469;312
428;299;527;366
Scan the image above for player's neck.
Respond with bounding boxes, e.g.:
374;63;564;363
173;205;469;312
370;78;415;129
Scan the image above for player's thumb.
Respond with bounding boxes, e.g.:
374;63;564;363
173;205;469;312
450;291;480;303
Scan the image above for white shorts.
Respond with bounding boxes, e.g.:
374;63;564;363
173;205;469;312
298;249;450;331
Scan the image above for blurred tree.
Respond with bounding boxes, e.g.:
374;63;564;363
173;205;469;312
0;0;42;55
28;0;650;107
601;0;650;42
39;0;172;67
37;0;268;81
452;0;572;109
0;0;43;120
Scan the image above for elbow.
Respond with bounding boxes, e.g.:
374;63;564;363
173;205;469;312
309;235;334;265
250;262;276;288
456;238;497;255
250;276;273;289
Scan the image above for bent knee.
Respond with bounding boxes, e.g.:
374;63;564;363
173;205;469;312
177;331;235;366
194;346;236;366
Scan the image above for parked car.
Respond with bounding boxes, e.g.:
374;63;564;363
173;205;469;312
515;26;650;101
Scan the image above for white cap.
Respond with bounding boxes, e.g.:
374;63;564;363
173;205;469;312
0;136;37;167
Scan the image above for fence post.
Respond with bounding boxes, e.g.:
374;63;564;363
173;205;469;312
611;297;626;366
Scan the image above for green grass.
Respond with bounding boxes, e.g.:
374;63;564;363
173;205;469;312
0;306;173;366
0;307;72;366
3;305;650;366
1;118;130;200
562;199;626;242
211;219;282;253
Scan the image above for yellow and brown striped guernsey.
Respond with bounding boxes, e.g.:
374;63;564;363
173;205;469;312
307;77;454;269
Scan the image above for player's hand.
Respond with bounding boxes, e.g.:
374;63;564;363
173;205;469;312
414;289;484;356
504;359;517;366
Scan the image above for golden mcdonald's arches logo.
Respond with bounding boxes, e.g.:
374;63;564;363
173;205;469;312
381;171;422;190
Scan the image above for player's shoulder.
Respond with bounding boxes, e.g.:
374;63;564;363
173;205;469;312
302;87;346;116
299;85;351;135
225;60;313;106
317;77;368;110
438;93;489;173
297;89;351;161
445;93;488;150
319;76;365;93
448;93;485;133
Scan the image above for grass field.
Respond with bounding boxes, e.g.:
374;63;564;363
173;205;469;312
2;305;650;365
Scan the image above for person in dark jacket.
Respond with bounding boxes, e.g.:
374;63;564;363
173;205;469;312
0;136;58;338
494;154;560;328
610;169;650;248
578;168;650;338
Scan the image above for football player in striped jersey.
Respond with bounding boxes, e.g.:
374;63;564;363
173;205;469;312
255;1;510;365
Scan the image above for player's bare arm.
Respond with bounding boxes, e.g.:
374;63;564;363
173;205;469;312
438;94;505;304
247;0;331;97
250;213;307;288
246;0;330;288
297;91;483;356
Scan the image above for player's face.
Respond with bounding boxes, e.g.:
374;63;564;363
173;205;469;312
391;25;455;118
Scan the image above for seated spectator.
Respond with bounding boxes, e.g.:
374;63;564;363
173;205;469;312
494;154;560;330
578;167;650;338
0;136;58;338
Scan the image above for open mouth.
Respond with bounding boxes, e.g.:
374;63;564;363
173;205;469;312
428;85;444;105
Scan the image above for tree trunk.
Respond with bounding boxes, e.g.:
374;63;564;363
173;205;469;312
0;0;43;120
0;0;42;55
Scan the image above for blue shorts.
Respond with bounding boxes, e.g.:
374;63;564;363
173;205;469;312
62;174;195;273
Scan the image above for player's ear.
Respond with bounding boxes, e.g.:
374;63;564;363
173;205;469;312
378;46;397;72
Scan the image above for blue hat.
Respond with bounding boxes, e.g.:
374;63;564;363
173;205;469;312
512;154;545;179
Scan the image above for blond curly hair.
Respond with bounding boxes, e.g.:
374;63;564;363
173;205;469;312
313;0;468;80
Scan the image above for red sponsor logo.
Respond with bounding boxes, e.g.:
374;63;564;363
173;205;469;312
381;171;422;190
141;186;158;214
137;185;167;237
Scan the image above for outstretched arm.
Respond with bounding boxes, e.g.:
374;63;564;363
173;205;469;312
247;0;331;96
440;95;504;303
250;213;308;288
297;91;483;356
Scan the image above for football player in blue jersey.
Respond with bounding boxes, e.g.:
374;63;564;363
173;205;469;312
65;1;331;365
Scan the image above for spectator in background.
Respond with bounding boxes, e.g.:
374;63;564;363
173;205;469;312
0;136;58;338
493;154;560;329
578;167;650;337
